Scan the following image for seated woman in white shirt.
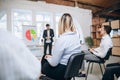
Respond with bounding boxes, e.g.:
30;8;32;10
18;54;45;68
0;29;41;80
41;13;81;80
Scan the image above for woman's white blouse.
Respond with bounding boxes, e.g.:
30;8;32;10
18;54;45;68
47;32;81;67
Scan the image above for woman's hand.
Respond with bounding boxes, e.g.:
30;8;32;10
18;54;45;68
45;55;52;59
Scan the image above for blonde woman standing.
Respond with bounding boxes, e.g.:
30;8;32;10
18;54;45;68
41;13;81;80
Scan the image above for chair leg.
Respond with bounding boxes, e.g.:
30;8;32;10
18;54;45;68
65;77;72;80
90;63;93;73
99;63;103;75
73;77;75;80
103;63;106;70
85;62;91;80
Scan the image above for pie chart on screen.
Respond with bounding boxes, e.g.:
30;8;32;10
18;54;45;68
25;29;37;42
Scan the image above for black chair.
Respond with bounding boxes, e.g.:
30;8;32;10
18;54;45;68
84;48;112;80
64;53;85;80
40;53;85;80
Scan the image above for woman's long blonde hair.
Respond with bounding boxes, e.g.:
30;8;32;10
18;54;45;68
58;13;76;35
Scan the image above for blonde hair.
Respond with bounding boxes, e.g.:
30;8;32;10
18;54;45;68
58;13;76;35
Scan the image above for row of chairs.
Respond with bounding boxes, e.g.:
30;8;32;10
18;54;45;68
40;48;112;80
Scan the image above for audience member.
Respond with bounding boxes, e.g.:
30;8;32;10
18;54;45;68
78;25;113;77
41;13;81;80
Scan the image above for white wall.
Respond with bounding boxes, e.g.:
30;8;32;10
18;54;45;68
0;0;92;37
0;0;5;19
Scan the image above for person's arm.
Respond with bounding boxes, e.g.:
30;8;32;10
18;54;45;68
93;41;111;58
51;29;54;38
89;48;97;53
46;37;66;67
43;30;46;39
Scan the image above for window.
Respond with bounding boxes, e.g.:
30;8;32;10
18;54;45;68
0;13;7;30
12;9;32;39
36;12;52;45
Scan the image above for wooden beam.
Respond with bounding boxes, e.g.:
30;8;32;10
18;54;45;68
99;15;120;20
65;0;104;9
46;0;74;6
94;3;120;16
63;0;104;13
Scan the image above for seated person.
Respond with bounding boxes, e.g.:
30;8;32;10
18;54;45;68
85;25;113;60
102;62;120;80
0;29;41;80
41;13;81;80
78;25;113;77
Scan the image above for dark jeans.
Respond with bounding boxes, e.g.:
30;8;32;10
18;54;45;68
44;42;52;55
102;63;120;80
41;56;67;80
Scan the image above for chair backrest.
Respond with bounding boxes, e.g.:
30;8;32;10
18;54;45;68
64;53;84;79
103;48;112;60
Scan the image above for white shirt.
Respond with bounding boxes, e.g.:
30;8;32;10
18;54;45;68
46;30;51;43
47;32;81;67
0;29;41;80
47;30;50;37
93;34;113;58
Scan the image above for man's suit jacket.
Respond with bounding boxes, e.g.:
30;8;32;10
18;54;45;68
43;29;54;43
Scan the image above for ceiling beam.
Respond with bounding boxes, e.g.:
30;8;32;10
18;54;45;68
46;0;74;6
63;0;104;13
65;0;104;9
94;3;120;16
99;15;120;20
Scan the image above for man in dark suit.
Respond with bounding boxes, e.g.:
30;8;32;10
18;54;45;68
43;24;54;55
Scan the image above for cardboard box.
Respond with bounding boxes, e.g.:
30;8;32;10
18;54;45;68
96;39;101;46
112;47;120;56
93;39;97;46
96;32;101;38
111;20;120;29
91;26;96;32
102;22;110;26
112;38;120;46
